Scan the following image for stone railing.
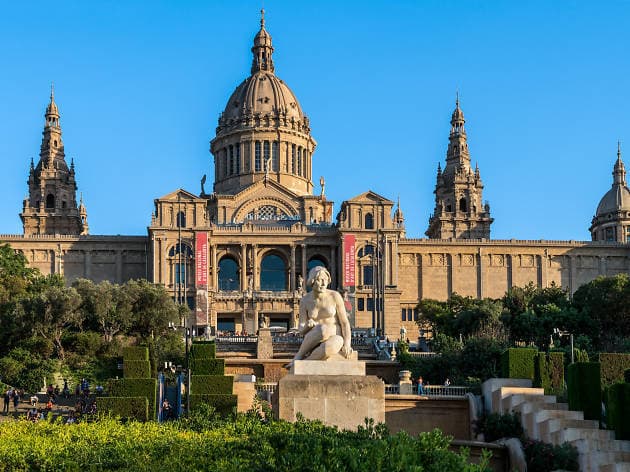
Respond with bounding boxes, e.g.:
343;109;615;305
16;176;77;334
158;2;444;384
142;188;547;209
255;382;278;396
407;351;439;358
216;335;258;343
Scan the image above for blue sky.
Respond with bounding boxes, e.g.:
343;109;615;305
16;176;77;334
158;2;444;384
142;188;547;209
1;1;629;240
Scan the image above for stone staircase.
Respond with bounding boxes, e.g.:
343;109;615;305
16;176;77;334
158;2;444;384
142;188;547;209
486;380;630;472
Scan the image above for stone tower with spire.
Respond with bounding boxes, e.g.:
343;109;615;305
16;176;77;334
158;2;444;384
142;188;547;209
590;142;630;242
426;97;493;239
20;88;88;236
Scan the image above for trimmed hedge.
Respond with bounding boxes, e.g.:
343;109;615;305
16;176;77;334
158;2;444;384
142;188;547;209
599;353;630;388
122;347;149;361
607;383;630;440
501;348;538;380
535;352;565;396
190;341;216;359
123;360;151;379
190;358;224;375
567;362;601;421
98;396;149;422
189;393;237;414
191;375;233;395
108;378;157;420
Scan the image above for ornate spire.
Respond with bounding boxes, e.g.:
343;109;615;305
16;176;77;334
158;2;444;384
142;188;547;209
46;82;59;120
251;8;274;74
614;141;626;186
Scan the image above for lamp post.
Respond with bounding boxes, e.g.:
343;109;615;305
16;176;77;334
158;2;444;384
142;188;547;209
553;328;574;364
169;321;192;415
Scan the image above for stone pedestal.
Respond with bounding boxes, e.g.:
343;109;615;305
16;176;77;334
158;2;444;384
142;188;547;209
256;328;273;359
276;360;385;431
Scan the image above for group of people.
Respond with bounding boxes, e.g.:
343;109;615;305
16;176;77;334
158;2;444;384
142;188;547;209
413;376;451;395
2;388;23;414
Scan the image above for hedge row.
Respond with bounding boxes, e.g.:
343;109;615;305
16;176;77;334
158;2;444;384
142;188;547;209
108;378;157;420
98;396;149;422
191;375;233;395
122;347;149;361
567;362;601;421
189;394;237;414
535;352;564;396
606;383;630;440
501;348;538;380
189;358;224;376
123;360;151;379
190;342;216;360
599;353;630;388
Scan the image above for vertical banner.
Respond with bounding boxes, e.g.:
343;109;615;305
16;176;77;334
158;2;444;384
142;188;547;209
195;232;208;327
342;234;356;287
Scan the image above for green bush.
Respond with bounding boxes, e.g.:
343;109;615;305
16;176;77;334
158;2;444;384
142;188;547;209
190;342;216;359
607;383;630;440
189;358;224;375
98;396;149;422
189;393;237;414
191;375;233;395
122;346;149;361
535;351;565;396
599;353;630;388
567;362;601;420
108;378;157;420
501;348;538;380
522;438;579;472
474;412;524;442
123;360;151;379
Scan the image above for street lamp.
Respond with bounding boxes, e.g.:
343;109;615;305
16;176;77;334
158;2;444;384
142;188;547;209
169;322;192;415
553;328;574;364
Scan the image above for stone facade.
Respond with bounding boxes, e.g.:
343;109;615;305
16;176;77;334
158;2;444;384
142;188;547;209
2;11;630;342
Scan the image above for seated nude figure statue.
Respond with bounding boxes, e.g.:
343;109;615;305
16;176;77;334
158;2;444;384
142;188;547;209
287;266;353;367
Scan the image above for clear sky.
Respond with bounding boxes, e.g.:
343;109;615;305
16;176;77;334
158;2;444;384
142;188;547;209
1;1;629;240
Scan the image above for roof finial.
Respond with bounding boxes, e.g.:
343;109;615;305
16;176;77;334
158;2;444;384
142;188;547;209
455;89;460;109
50;82;55;101
260;8;265;29
618;140;622;160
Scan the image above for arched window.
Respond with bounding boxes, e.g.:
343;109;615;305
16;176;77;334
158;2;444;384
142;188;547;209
168;243;194;287
459;198;467;212
358;245;374;258
307;256;327;273
364;213;374;229
218;257;240;291
260;254;286;291
46;194;55;209
176;211;186;228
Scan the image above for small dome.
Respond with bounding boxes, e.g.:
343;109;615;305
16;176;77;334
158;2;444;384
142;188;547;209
595;185;630;216
221;72;305;124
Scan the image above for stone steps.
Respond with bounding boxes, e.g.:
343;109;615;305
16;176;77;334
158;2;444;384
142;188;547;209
538;418;599;443
521;407;580;439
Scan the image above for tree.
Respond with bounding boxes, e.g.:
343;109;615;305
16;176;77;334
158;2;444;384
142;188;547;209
124;279;179;339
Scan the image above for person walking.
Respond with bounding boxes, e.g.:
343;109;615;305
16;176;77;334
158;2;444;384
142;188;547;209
12;389;19;411
2;389;10;414
417;376;425;395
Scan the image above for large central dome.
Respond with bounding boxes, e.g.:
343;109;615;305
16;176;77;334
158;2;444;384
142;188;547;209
210;11;316;196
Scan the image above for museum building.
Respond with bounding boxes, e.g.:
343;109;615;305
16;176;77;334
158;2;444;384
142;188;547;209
3;13;630;340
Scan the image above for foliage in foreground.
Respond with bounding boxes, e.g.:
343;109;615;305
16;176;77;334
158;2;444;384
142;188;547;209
0;411;490;472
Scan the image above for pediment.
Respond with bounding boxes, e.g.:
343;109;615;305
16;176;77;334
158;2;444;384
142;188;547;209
229;180;303;223
345;190;394;205
155;188;203;202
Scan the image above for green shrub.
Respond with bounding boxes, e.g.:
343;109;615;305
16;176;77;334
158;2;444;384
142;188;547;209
190;342;216;359
108;378;157;420
535;351;565;396
122;346;149;361
123;360;151;379
522;439;579;472
191;375;233;395
599;353;630;388
189;393;237;414
98;396;149;422
607;383;630;440
474;412;524;442
501;348;538;380
567;362;601;420
189;358;224;375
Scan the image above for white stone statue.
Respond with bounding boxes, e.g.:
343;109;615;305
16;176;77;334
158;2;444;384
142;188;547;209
288;266;354;366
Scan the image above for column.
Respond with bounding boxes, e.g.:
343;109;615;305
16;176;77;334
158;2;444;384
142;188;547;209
301;243;307;280
252;244;258;289
569;255;577;295
240;244;247;290
290;244;296;291
477;248;483;299
211;244;218;290
159;238;166;285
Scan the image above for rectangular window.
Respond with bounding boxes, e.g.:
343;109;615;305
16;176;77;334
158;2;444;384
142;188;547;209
297;147;302;176
357;298;365;311
175;263;186;285
255;141;262;172
401;309;406;321
605;227;614;241
264;141;270;170
291;145;296;174
229;145;234;175
363;266;373;285
272;141;279;172
367;298;374;311
414;308;419;321
235;143;240;174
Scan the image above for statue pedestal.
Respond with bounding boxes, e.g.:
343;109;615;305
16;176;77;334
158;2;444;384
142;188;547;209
276;361;384;431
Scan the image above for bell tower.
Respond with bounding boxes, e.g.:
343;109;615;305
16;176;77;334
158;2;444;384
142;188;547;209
20;87;88;236
426;97;493;239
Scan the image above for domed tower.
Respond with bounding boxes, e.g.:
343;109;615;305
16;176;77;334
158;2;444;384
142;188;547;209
590;143;630;242
20;87;88;236
426;96;493;239
210;10;316;196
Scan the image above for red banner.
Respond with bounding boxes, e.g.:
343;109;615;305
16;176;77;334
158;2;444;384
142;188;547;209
343;234;356;287
195;232;208;287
